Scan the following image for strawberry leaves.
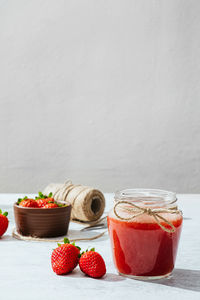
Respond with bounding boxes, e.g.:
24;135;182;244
64;237;70;244
17;192;66;208
57;238;70;247
80;247;95;256
0;209;8;217
57;238;81;251
17;196;28;205
35;192;53;200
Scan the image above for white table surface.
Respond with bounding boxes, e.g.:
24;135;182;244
0;193;200;300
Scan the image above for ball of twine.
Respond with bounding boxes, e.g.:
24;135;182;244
43;181;105;223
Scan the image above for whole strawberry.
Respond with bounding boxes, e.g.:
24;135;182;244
0;210;9;237
36;199;48;207
79;248;106;278
43;203;58;208
19;199;38;207
51;238;80;275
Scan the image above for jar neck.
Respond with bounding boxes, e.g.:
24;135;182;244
114;189;177;208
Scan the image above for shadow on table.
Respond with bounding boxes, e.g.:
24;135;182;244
69;270;125;282
0;234;14;241
104;273;125;282
150;268;200;292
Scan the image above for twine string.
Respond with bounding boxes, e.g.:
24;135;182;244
12;228;106;243
114;200;181;233
43;181;105;222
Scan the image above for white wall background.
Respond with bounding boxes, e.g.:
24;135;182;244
0;0;200;193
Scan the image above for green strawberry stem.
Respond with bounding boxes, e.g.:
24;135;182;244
18;192;53;204
35;191;53;200
63;237;70;244
80;247;95;257
0;209;8;217
17;196;28;204
57;237;81;251
17;193;66;208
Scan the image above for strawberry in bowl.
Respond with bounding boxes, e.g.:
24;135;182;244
14;192;71;238
18;198;38;208
35;192;55;208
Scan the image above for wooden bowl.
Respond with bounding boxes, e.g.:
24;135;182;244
14;203;71;238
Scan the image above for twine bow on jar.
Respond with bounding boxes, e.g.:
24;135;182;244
114;200;181;233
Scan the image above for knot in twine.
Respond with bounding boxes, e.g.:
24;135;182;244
114;200;181;233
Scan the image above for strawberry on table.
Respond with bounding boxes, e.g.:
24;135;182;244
51;238;81;275
79;248;106;278
0;209;9;237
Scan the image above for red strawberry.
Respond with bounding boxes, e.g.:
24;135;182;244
0;210;9;237
36;199;49;208
46;197;55;203
19;199;38;207
43;203;58;208
51;238;80;275
79;249;106;278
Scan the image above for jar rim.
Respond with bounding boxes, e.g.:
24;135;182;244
114;188;176;205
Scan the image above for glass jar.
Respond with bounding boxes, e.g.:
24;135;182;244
107;189;183;280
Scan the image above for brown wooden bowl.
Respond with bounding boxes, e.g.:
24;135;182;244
14;202;71;238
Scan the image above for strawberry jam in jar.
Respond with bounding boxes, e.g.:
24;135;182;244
107;189;183;280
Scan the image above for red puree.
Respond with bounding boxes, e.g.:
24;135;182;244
107;215;182;277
